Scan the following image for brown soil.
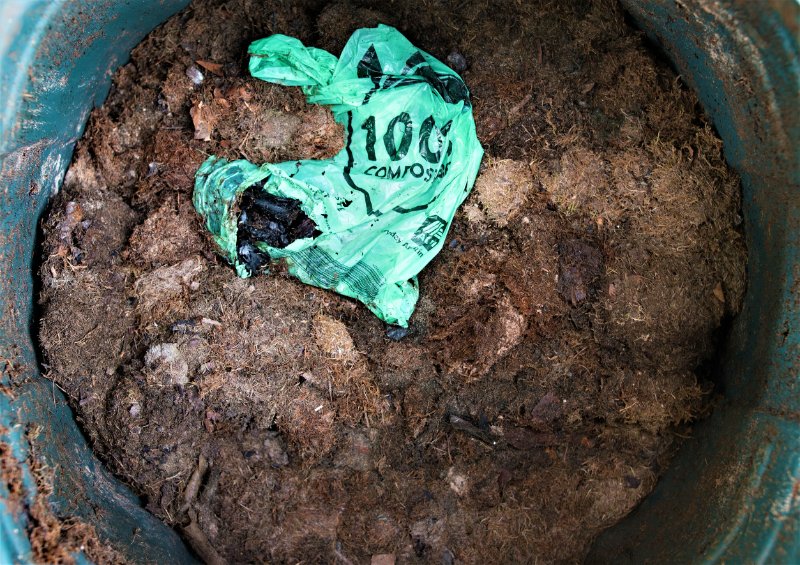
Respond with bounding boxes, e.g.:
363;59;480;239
37;0;747;563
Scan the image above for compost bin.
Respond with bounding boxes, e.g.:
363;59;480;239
0;0;797;563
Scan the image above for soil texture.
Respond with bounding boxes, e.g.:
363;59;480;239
38;0;747;562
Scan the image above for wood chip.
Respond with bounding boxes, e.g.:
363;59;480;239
189;101;218;141
180;454;208;512
196;59;224;76
713;282;725;303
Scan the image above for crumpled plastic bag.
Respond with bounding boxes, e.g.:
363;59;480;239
194;25;483;326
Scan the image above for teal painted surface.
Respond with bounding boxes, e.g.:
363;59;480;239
0;1;797;563
0;1;195;563
591;1;800;562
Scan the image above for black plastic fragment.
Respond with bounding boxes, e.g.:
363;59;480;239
386;325;409;341
446;51;468;73
236;184;320;274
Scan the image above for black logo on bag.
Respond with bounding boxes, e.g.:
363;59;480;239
344;46;470;217
357;46;471;107
412;216;447;251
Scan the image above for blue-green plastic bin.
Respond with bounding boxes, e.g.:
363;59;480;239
0;1;797;562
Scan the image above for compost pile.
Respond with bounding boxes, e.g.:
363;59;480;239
37;0;747;562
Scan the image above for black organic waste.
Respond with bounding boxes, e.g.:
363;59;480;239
236;182;320;274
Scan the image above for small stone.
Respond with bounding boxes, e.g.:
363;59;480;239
144;343;189;386
185;65;204;85
386;325;409;341
446;51;468;73
129;402;141;417
446;467;469;496
371;554;395;565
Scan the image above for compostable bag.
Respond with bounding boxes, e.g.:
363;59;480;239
194;25;483;326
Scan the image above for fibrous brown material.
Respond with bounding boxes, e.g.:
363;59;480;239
36;0;746;563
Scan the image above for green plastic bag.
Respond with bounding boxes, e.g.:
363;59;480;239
194;25;483;326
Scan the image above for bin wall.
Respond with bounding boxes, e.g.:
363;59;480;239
0;1;797;562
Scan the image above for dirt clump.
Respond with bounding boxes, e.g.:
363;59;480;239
474;158;535;227
37;0;746;563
